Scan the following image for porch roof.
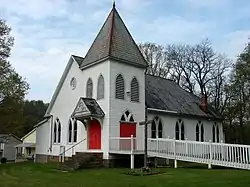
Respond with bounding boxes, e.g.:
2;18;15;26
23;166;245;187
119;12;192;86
72;97;105;119
15;143;36;148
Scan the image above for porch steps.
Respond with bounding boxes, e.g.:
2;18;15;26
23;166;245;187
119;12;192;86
59;152;103;170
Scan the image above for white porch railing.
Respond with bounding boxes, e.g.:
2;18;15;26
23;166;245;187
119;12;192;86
109;137;250;170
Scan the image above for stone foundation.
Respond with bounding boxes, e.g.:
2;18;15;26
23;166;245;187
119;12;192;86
35;154;48;163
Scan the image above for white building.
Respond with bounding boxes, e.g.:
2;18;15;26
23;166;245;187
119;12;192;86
35;4;223;166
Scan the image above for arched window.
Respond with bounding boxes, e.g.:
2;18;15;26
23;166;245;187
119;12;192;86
86;78;93;98
73;120;77;142
175;122;179;140
53;122;57;143
201;124;204;142
181;123;185;140
158;120;163;138
115;74;125;99
151;116;163;139
131;77;139;102
151;121;156;138
97;75;104;100
212;125;216;142
196;124;199;141
57;120;61;143
120;110;134;122
68;120;72;143
216;125;219;143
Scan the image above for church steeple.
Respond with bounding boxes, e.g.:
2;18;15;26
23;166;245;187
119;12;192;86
80;3;148;69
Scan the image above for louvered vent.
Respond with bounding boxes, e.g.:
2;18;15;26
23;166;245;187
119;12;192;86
115;74;124;99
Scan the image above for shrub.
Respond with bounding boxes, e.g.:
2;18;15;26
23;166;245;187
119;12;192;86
1;157;7;164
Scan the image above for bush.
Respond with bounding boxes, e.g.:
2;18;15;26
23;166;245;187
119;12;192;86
1;157;7;164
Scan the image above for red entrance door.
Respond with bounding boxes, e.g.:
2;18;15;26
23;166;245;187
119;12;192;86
88;120;101;149
120;122;136;150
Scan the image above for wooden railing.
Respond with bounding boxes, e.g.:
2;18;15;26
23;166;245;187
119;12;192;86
109;137;250;170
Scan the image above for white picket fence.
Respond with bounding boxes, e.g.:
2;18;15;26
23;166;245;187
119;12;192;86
109;137;250;170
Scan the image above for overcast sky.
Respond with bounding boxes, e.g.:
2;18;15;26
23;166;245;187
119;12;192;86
0;0;250;102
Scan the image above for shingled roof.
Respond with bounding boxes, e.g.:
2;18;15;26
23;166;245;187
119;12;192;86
145;75;222;120
80;4;148;69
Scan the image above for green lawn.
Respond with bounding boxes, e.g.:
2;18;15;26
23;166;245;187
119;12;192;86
0;162;250;187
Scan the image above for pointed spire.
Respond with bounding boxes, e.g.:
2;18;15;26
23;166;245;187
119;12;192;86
80;4;148;69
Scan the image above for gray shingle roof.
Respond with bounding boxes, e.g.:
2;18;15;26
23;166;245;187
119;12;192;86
72;55;84;66
80;6;148;69
72;97;105;119
145;75;222;120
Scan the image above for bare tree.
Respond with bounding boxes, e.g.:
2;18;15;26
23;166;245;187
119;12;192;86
138;42;172;78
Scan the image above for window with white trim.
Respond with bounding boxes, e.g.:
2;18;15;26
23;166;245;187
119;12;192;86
212;122;220;143
151;116;163;138
54;118;61;143
196;121;204;142
115;74;125;99
175;119;184;140
131;77;139;102
86;78;93;98
73;120;77;143
97;75;104;100
68;118;78;143
120;110;134;122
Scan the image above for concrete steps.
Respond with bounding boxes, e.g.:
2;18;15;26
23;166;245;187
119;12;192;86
60;152;103;170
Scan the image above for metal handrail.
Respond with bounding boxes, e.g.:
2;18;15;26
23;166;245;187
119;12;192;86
59;138;86;156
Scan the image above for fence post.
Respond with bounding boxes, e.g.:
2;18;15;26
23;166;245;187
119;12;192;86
185;138;188;157
208;140;212;169
173;138;177;168
130;135;134;170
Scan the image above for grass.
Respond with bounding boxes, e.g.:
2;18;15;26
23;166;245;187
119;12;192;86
0;162;250;187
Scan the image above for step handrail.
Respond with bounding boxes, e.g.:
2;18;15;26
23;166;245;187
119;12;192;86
59;138;87;156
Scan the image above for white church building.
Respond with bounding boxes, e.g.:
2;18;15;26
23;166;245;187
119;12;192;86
35;4;223;166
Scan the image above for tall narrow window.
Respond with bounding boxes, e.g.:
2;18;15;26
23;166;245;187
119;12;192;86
196;124;199;141
181;123;185;140
151;121;156;138
212;125;216;142
97;75;104;99
216;125;219;143
201;124;204;142
57;120;61;143
158;120;163;138
131;77;139;102
73;120;77;143
68;120;72;143
175;122;179;140
53;122;57;143
86;78;93;98
115;74;125;99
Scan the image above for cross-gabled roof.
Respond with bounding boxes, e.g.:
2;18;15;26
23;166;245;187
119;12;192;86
80;5;148;69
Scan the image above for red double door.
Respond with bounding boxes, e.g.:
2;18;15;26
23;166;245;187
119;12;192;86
120;122;136;150
88;120;101;149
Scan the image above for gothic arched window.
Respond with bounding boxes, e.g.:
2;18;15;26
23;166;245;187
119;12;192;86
131;77;139;102
120;110;134;122
97;75;104;100
175;122;179;140
68;120;72;143
73;120;77;143
196;124;199;141
86;78;93;98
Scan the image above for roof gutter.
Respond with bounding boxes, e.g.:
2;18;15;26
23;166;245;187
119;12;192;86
147;108;178;114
